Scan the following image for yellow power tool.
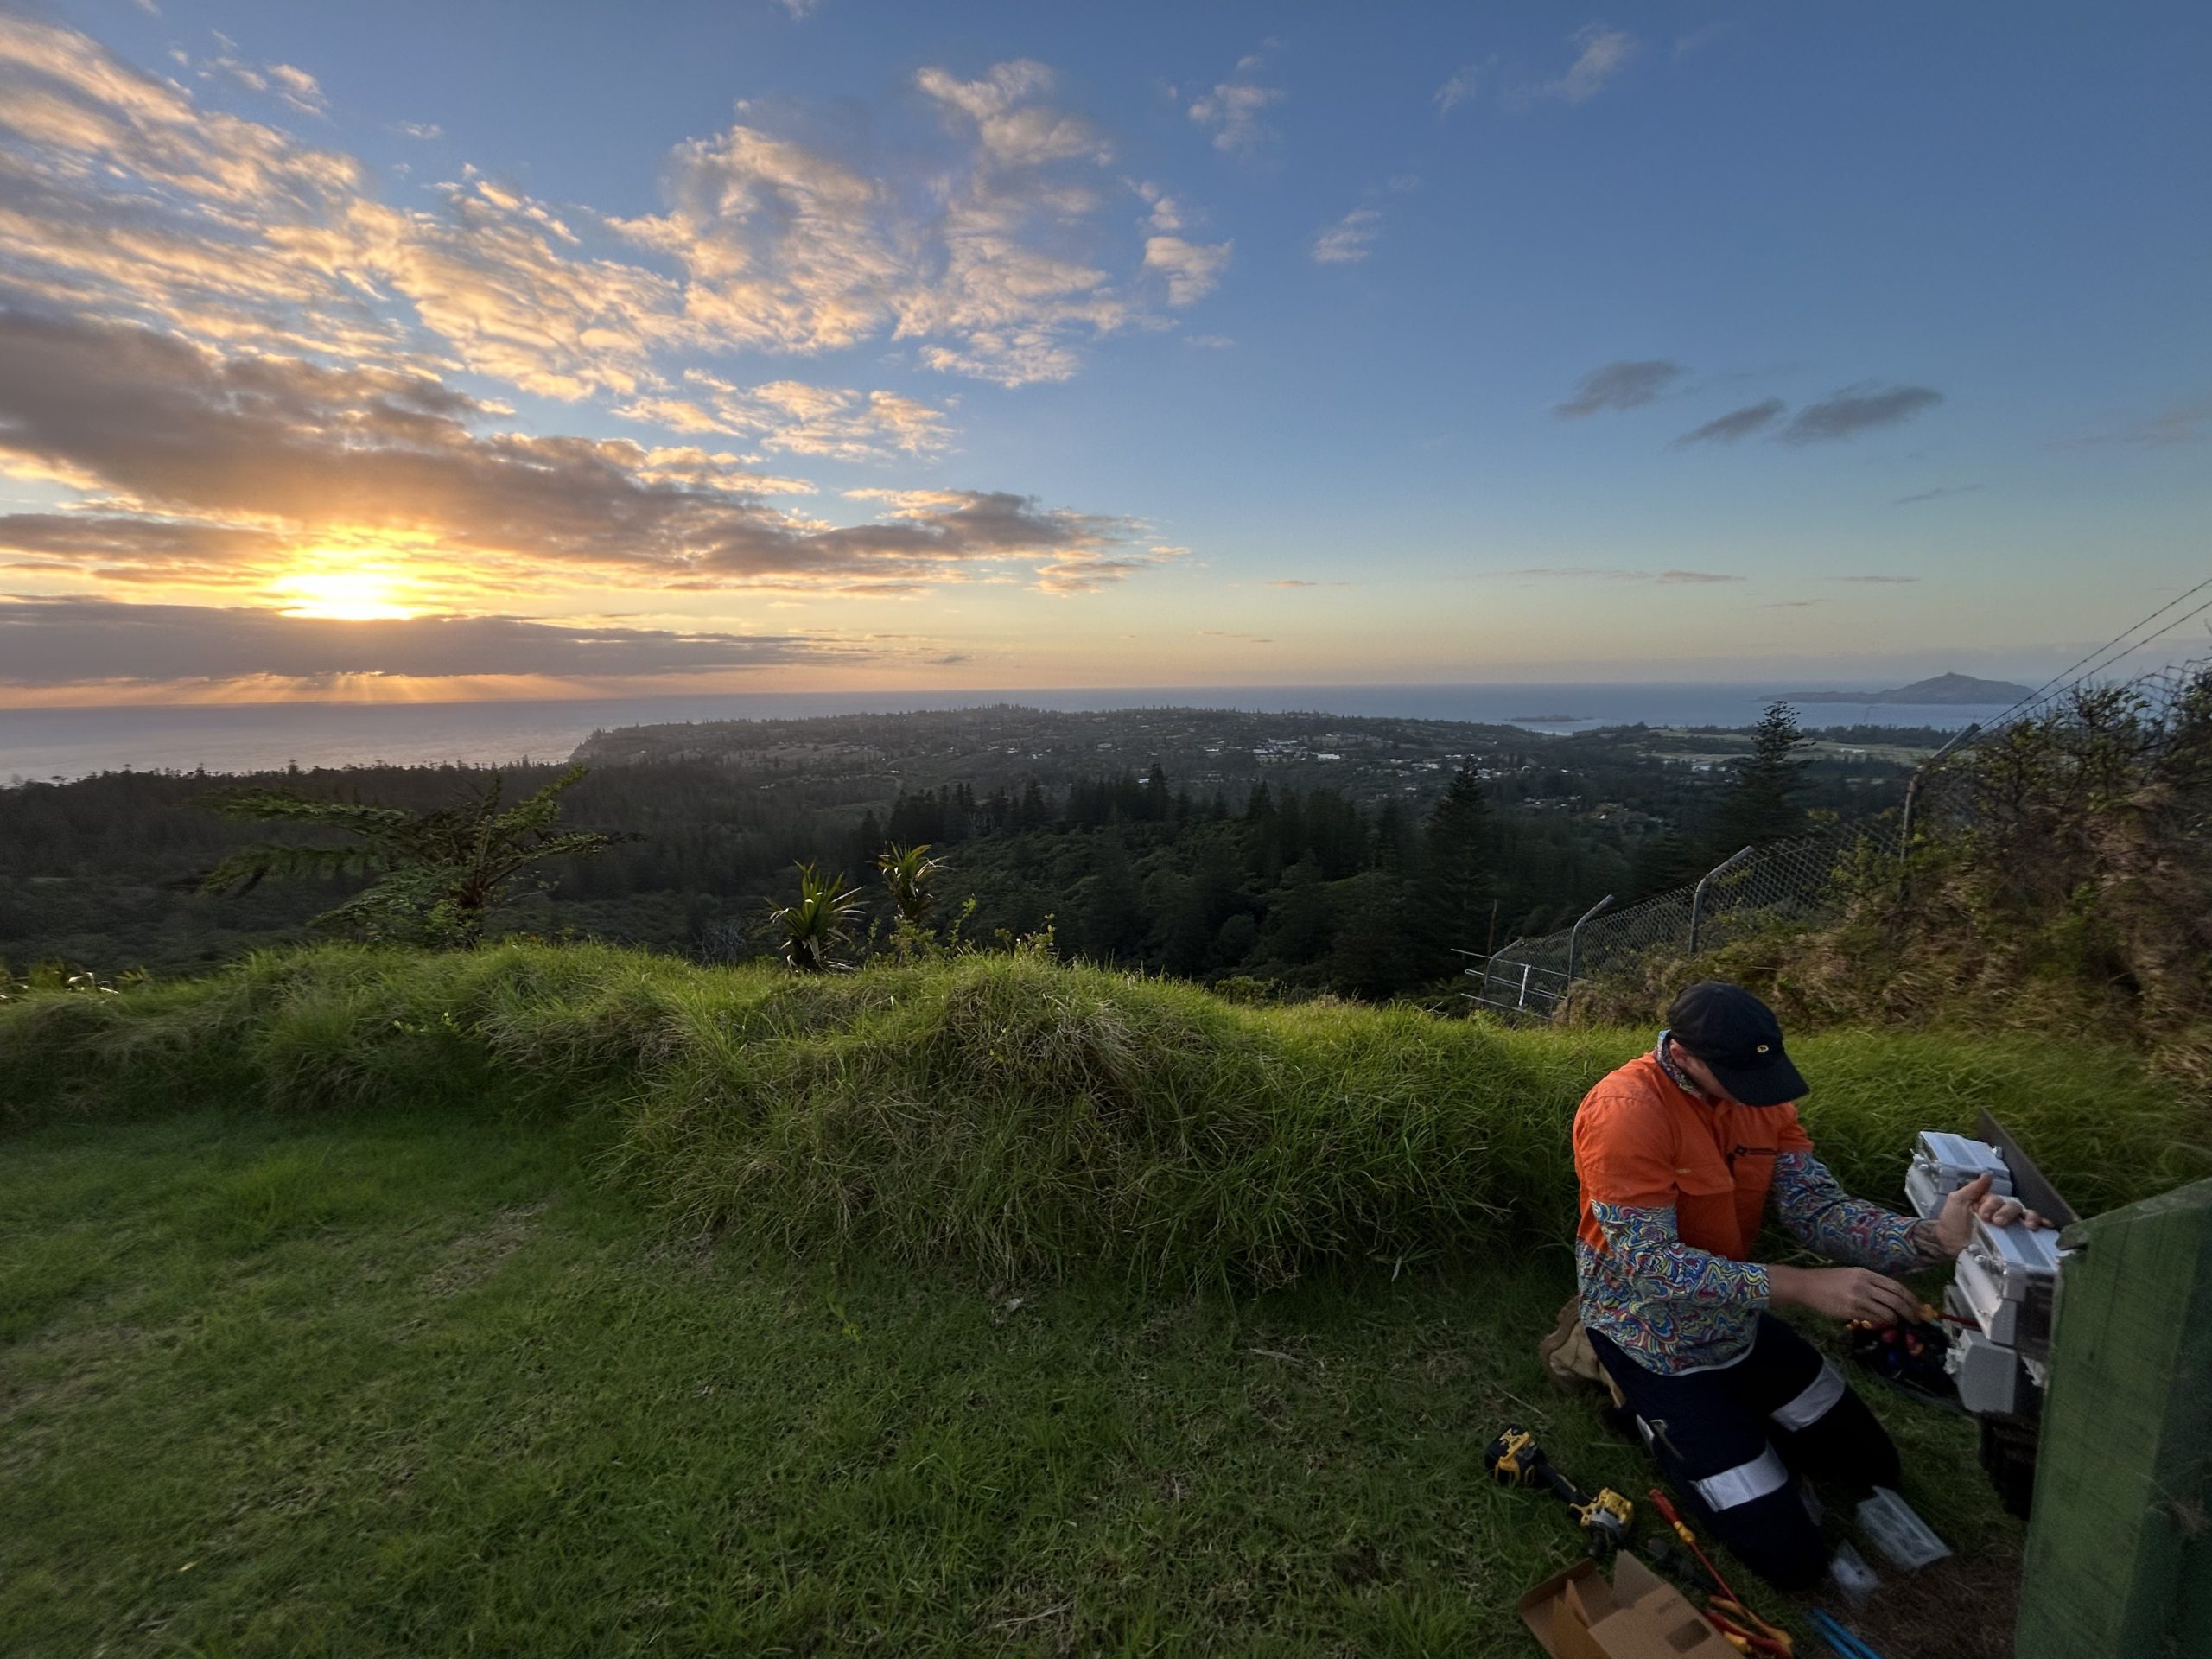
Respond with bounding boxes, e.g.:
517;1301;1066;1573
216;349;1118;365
1485;1425;1636;1555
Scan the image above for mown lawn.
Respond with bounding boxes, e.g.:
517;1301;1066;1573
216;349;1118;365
3;1105;2021;1657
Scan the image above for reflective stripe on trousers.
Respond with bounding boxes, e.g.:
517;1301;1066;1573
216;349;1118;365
1770;1359;1846;1433
1692;1444;1791;1511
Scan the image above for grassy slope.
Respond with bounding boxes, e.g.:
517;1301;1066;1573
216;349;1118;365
3;1108;2020;1659
4;944;2203;1656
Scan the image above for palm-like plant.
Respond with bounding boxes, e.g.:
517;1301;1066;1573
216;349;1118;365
766;861;868;972
876;842;948;932
200;766;632;949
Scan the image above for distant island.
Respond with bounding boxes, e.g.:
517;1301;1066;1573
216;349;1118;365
1792;671;2034;706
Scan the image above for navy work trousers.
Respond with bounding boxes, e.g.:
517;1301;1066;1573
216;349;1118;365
1588;1312;1899;1589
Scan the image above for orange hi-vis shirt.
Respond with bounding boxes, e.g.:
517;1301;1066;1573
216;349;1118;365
1571;1041;1932;1374
1573;1051;1814;1263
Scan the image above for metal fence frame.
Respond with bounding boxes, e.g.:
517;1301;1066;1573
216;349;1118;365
1462;639;2211;1020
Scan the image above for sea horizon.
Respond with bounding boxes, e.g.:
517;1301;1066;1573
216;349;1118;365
0;682;2018;785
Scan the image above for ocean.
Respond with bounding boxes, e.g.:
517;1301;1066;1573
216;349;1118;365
0;684;2012;784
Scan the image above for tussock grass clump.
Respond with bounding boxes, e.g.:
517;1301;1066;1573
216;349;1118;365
3;943;2203;1286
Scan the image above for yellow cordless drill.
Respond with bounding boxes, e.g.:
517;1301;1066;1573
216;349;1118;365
1485;1426;1636;1556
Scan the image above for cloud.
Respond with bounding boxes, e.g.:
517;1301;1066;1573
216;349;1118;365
0;21;1215;401
1554;359;1687;418
1143;234;1232;306
1674;397;1786;445
1834;575;1923;584
617;372;954;462
916;60;1110;168
1311;207;1382;265
1433;58;1495;118
1486;567;1742;584
775;0;823;18
1188;52;1283;156
1265;578;1350;588
1185;334;1233;350
1198;629;1271;643
1891;482;1983;505
1759;599;1826;609
1673;21;1738;60
0;594;877;686
192;40;331;118
2053;395;2212;448
391;120;442;141
1780;384;1944;443
0;311;1166;598
1511;23;1636;108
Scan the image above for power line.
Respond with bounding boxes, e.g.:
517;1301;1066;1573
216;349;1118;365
1979;573;2212;733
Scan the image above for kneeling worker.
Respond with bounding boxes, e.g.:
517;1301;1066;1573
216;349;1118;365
1573;981;2039;1588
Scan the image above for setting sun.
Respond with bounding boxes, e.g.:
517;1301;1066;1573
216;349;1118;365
272;565;414;621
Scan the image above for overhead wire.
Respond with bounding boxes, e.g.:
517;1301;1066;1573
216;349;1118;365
1975;573;2212;734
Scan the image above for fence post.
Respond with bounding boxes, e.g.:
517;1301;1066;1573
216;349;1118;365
1688;848;1753;956
1563;893;1614;983
1898;721;1981;849
2015;1177;2212;1657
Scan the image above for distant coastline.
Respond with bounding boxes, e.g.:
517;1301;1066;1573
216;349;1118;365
1791;671;2033;707
0;682;2019;783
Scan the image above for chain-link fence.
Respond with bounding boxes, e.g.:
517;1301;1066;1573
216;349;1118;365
1463;625;2212;1020
1459;821;1877;1019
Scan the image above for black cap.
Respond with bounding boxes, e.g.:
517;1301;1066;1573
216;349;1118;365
1666;982;1808;1107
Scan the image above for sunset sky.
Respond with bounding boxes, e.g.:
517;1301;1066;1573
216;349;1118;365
0;1;2206;706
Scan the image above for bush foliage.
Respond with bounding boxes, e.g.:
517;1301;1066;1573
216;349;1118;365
4;943;2201;1287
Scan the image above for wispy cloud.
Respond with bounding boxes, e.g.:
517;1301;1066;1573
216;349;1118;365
1674;397;1786;445
1891;482;1983;505
1144;235;1233;306
0;19;1224;401
0;595;879;687
1433;57;1496;118
1312;207;1383;264
916;60;1110;168
1781;384;1944;443
1520;23;1637;107
1188;50;1283;156
1554;359;1687;418
616;372;954;463
2053;395;2212;448
1834;575;1923;584
191;36;330;117
1673;20;1738;60
0;311;1171;601
1198;629;1272;643
391;120;443;141
1487;567;1742;584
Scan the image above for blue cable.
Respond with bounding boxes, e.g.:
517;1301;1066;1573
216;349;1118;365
1808;1608;1887;1659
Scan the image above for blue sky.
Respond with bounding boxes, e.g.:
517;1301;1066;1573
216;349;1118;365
0;0;2205;702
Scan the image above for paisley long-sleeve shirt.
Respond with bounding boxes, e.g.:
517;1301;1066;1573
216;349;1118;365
1572;1035;1942;1374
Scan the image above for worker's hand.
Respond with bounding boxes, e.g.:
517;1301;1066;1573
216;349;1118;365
1934;1172;2050;1255
1770;1263;1923;1326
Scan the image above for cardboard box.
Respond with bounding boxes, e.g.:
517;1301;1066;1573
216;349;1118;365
1516;1553;1738;1657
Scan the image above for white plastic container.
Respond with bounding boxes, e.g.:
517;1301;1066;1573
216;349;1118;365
1955;1215;2062;1353
1857;1487;1951;1571
1945;1325;2028;1416
1904;1132;2013;1222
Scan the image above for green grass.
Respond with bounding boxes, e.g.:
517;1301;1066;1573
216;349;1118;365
4;944;2204;1288
3;942;2202;1655
3;1106;2025;1658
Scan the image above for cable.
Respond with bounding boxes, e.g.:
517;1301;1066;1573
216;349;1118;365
1976;574;2212;734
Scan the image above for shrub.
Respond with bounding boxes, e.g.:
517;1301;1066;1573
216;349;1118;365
3;943;2202;1286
